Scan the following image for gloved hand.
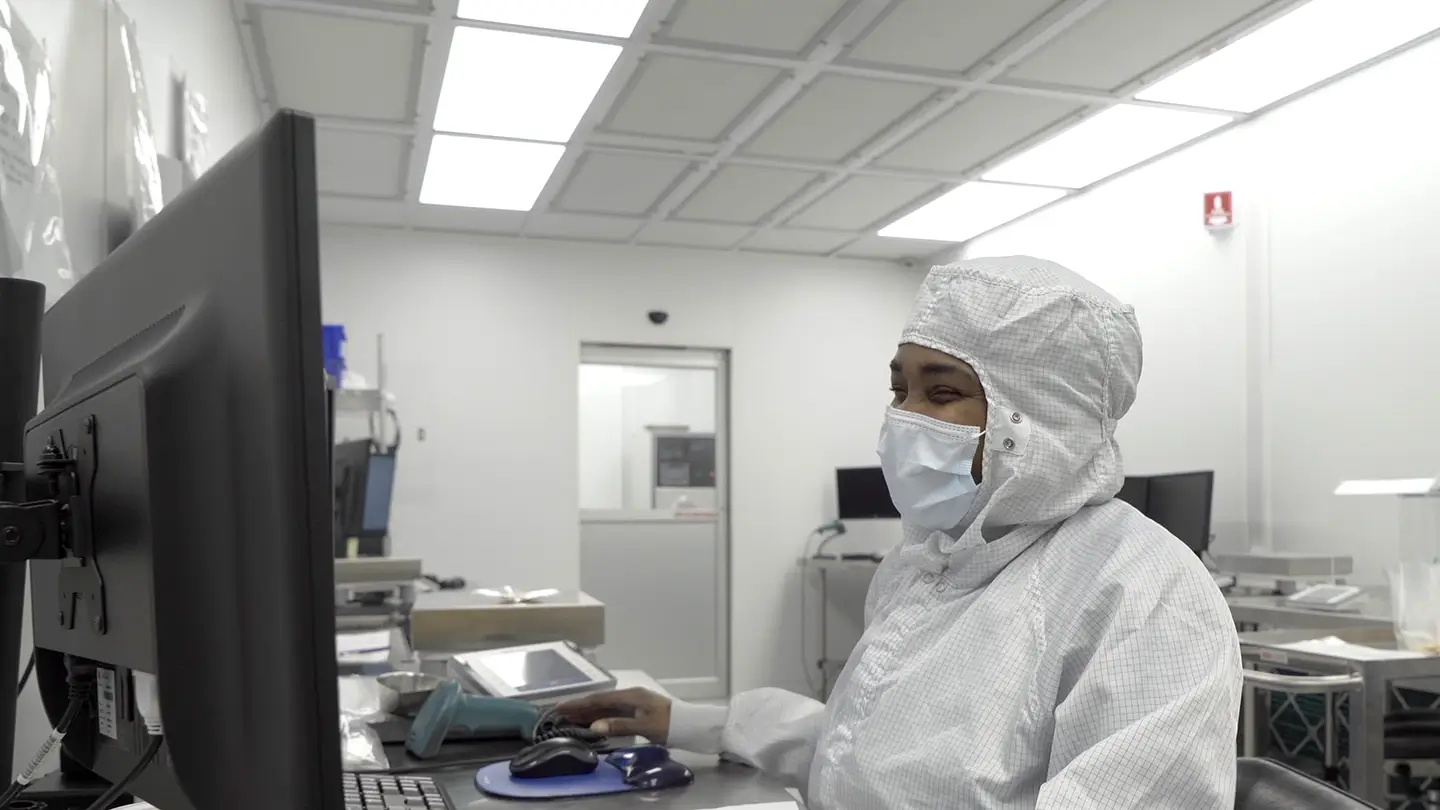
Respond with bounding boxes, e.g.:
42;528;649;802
555;688;672;742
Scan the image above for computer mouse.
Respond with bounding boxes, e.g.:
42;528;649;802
622;759;694;790
606;744;670;774
508;737;599;779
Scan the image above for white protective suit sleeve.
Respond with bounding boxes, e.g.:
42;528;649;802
1035;599;1242;808
668;689;825;797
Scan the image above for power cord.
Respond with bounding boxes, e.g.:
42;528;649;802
0;665;94;809
16;651;33;695
81;735;164;810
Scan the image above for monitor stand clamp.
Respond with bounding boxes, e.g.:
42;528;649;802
0;424;108;635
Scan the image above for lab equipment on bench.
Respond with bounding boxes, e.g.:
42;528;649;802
1285;583;1366;611
1212;551;1355;581
409;590;606;665
0;112;454;810
405;680;604;759
449;640;617;703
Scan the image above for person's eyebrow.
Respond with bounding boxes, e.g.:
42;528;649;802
889;360;902;373
920;361;980;386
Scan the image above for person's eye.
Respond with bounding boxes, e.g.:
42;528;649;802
928;388;961;403
889;387;906;401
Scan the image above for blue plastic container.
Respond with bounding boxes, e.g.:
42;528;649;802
322;324;347;380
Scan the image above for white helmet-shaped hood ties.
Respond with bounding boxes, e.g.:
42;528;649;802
890;257;1143;585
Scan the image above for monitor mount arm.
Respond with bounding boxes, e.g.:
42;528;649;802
0;417;107;635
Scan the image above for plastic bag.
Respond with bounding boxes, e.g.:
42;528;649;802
1388;562;1440;653
0;3;74;294
338;675;394;724
340;715;389;772
338;676;394;771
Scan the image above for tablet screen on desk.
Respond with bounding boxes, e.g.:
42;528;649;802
481;648;592;693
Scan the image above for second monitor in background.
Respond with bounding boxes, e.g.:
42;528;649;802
836;466;900;520
1117;471;1214;557
334;439;398;557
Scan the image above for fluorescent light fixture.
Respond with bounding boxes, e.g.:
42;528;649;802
1137;0;1440;113
1334;478;1438;496
458;0;651;38
419;135;565;210
878;182;1067;242
435;27;622;142
982;105;1232;189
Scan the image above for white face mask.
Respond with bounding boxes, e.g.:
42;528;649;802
877;406;983;532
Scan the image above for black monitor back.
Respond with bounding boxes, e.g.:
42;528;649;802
1143;471;1214;556
1115;476;1149;513
836;466;900;520
26;111;340;809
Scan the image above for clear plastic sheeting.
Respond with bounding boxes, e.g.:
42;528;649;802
0;0;74;293
109;4;163;237
339;676;392;771
180;78;209;182
1388;562;1440;653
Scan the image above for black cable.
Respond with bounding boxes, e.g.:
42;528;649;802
0;693;88;808
82;735;164;810
16;651;33;695
799;530;823;698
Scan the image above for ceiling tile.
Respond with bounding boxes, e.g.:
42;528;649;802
316;129;409;198
786;176;939;231
635;221;750;249
875;92;1081;174
258;8;420;122
742;75;936;163
676;166;819;225
840;235;954;260
411;205;527;234
318;196;408;227
602;55;780;141
660;0;848;55
843;0;1057;73
526;213;643;242
1003;0;1274;91
556;152;693;215
308;0;431;9
740;228;857;255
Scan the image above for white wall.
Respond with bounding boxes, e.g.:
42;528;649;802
959;127;1259;555
1252;37;1440;583
320;226;924;693
960;36;1440;584
9;0;259;772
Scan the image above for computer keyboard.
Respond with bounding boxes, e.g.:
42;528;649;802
343;773;454;809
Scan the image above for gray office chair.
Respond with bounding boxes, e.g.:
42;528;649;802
1236;758;1379;809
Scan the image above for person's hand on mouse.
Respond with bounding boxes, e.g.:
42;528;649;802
556;688;672;742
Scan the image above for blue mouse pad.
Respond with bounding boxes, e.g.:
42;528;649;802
476;762;637;799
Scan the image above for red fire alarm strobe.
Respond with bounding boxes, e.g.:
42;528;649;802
1204;191;1234;231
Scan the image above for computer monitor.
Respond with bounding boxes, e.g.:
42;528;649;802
23;111;341;808
1115;476;1149;513
1137;471;1214;557
333;440;396;557
836;466;900;520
